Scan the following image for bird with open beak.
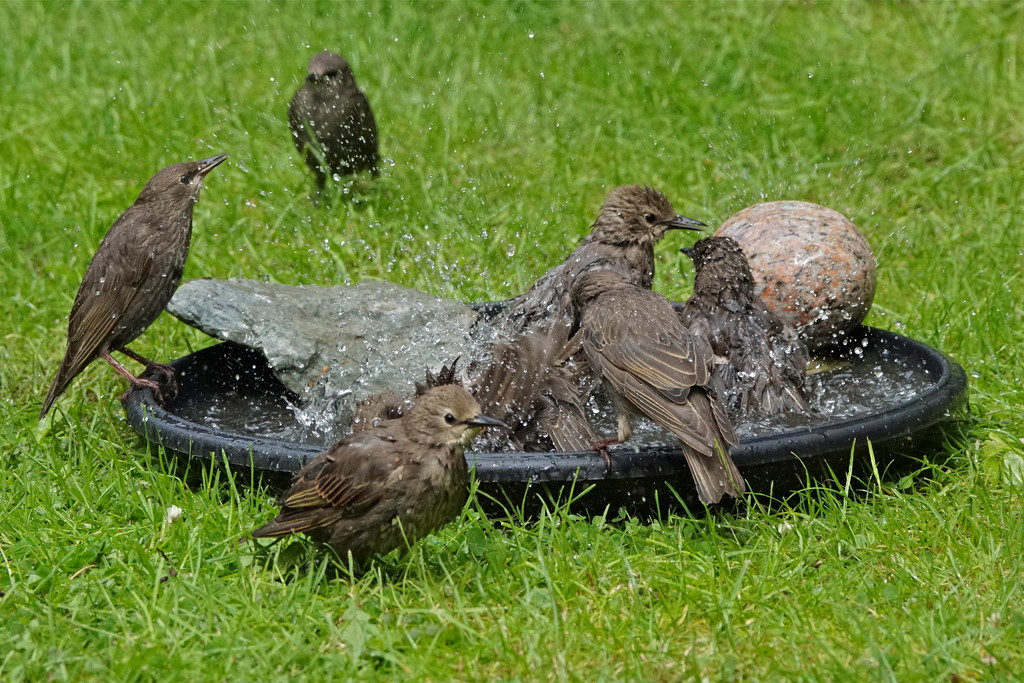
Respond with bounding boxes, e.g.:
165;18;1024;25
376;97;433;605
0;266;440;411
40;153;227;418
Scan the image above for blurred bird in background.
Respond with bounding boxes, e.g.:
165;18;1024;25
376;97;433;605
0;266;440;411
289;50;379;193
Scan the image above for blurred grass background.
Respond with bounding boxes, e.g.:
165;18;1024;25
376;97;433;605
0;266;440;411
1;1;1022;679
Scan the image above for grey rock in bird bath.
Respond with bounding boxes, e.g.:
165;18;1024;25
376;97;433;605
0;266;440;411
167;278;482;430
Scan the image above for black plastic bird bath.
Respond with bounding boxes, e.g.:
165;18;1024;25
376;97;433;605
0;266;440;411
123;326;968;516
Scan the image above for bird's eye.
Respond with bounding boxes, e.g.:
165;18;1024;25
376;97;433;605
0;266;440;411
644;213;657;224
180;173;192;184
444;413;457;425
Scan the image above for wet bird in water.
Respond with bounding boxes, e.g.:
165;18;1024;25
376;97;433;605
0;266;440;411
252;385;506;564
352;341;596;453
39;153;227;419
496;185;706;337
468;330;598;453
490;185;705;451
289;50;379;192
678;236;810;421
570;269;744;504
350;359;463;432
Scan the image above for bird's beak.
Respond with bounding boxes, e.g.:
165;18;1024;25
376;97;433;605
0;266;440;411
680;246;695;259
665;215;706;232
465;414;508;430
196;153;228;177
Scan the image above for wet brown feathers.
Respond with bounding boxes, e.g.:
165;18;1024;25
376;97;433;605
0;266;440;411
468;331;597;453
251;384;505;564
678;236;810;420
570;269;745;504
352;343;596;453
496;185;705;337
289;50;379;191
39;154;227;418
350;359;463;432
484;185;704;452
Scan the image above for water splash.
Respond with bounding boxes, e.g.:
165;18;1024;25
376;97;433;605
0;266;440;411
172;341;937;451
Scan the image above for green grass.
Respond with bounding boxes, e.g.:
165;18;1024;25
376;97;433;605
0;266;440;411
2;0;1023;679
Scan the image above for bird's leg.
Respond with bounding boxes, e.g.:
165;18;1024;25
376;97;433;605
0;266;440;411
117;348;178;395
117;346;176;382
616;413;633;443
591;438;618;469
304;147;328;192
101;351;166;403
590;415;633;469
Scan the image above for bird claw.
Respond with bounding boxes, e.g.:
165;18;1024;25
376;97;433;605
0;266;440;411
591;438;619;471
149;362;176;384
156;370;179;401
143;363;178;401
121;376;169;405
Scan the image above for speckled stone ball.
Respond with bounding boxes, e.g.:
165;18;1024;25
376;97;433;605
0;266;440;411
715;201;876;350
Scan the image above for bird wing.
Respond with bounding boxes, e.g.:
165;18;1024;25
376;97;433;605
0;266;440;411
60;219;161;377
287;92;313;151
539;394;598;453
279;434;399;515
251;430;409;539
472;335;550;427
691;299;811;418
582;291;734;455
537;353;598;452
584;291;709;403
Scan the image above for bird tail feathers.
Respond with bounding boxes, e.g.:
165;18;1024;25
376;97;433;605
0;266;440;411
680;441;745;505
39;360;80;419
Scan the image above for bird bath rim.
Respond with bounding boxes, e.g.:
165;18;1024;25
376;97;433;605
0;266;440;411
122;325;969;511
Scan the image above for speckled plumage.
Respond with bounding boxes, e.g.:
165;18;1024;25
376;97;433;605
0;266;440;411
252;385;505;564
490;185;705;452
289;51;379;190
40;154;227;418
678;236;810;421
496;185;705;337
468;331;597;453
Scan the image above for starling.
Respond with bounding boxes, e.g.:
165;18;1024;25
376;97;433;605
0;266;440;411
39;153;227;419
570;269;744;504
288;50;379;191
252;384;506;564
495;185;705;337
678;236;810;420
352;346;594;453
469;331;597;453
488;185;704;451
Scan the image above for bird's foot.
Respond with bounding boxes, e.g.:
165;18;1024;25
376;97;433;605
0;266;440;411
146;362;178;400
120;376;166;404
592;438;620;470
115;347;178;400
146;361;176;385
